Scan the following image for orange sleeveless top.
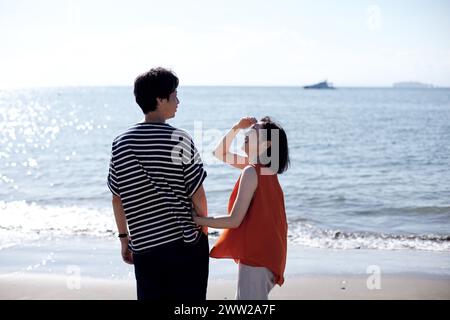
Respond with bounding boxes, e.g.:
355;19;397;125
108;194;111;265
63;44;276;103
210;164;288;285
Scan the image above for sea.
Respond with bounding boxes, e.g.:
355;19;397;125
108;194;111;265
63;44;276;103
0;86;449;278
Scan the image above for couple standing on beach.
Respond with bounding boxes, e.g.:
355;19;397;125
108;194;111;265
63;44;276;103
107;68;290;300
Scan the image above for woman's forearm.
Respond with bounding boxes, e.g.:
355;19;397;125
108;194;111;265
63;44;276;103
195;215;239;229
213;125;240;159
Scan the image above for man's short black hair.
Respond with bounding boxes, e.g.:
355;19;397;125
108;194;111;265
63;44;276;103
133;67;179;114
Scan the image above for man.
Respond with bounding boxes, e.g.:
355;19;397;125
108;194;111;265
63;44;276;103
107;67;208;300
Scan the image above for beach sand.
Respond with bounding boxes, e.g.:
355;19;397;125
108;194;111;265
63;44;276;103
1;272;449;300
1;240;450;300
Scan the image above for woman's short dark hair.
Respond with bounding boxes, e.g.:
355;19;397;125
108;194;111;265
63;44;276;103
260;116;290;174
133;67;179;114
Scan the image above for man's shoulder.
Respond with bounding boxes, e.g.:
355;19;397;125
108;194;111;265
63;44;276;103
111;125;137;148
110;123;194;150
112;123;170;141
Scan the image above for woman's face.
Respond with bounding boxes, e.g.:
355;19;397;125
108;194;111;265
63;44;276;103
242;123;268;157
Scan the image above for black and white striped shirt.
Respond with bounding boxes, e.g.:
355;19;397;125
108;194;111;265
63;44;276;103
107;122;207;253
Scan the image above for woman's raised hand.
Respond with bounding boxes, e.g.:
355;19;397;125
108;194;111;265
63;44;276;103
233;117;257;130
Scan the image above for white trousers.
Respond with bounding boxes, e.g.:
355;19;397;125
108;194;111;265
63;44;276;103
236;263;275;300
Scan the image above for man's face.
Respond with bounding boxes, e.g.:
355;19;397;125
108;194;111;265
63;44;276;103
160;90;179;119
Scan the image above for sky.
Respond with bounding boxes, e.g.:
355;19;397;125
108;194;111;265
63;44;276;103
0;0;449;88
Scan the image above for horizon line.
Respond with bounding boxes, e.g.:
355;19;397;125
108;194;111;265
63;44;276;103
2;84;450;90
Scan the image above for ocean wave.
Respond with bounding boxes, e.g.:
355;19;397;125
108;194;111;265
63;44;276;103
353;206;450;216
1;201;449;252
0;200;115;249
288;221;450;252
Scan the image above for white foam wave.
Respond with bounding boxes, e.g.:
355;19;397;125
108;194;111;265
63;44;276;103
1;201;449;252
0;201;115;249
288;221;450;252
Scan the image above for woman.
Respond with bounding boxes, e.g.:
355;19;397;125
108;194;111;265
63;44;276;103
193;116;290;300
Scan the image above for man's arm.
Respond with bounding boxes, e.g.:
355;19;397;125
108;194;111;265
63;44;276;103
112;194;133;264
192;184;207;216
192;184;208;234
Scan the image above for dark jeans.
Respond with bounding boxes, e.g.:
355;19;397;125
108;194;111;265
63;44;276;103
133;232;209;300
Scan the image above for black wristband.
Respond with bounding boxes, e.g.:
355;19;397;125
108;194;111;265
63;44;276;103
118;233;128;238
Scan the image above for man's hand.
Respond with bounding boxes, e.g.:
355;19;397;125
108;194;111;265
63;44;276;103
121;238;134;264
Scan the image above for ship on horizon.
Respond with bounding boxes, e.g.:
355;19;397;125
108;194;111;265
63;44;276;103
303;80;335;89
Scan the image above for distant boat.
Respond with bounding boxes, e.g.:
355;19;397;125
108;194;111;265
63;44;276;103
303;80;335;89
